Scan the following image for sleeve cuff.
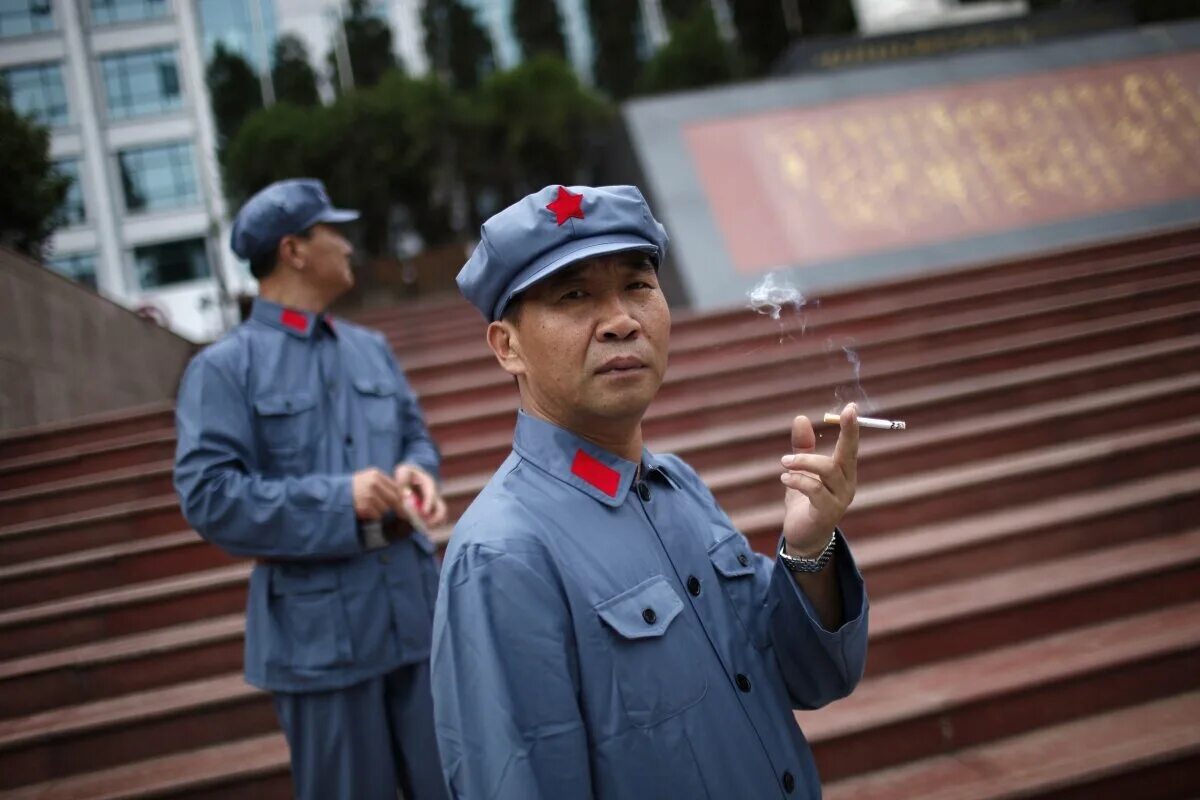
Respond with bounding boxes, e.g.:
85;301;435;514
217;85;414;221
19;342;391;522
776;530;867;636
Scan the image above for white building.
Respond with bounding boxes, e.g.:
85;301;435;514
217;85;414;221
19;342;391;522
2;0;253;341
1;0;626;341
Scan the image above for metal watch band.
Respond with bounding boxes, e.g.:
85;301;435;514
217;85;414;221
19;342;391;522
778;531;838;574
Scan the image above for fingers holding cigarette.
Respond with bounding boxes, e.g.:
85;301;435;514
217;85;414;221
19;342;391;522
823;412;906;430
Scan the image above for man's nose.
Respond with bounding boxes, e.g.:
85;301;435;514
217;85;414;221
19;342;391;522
597;295;641;340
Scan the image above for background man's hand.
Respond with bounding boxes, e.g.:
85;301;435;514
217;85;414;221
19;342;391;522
394;464;448;527
779;403;859;555
351;468;406;520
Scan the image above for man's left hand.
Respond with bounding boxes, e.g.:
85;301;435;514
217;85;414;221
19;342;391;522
394;464;449;527
779;403;859;555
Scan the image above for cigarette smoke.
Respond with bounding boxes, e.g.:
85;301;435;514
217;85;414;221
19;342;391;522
746;273;809;341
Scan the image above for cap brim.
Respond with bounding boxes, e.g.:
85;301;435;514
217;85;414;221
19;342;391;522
313;208;360;224
493;235;659;320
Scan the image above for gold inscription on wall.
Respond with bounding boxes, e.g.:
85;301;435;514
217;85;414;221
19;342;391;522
685;54;1200;273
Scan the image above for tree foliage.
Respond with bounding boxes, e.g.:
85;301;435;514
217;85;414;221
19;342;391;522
588;0;642;99
728;0;791;74
512;0;567;60
638;5;741;94
0;85;72;256
423;0;495;90
327;0;398;92
272;34;320;106
206;44;263;145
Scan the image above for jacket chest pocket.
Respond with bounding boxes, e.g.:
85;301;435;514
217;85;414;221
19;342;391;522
253;392;317;470
595;575;707;728
269;566;354;670
352;379;401;432
708;531;772;649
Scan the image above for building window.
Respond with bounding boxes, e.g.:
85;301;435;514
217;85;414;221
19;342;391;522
48;252;98;289
101;47;181;120
55;158;86;225
1;62;69;126
90;0;168;25
134;238;211;288
198;0;277;70
118;142;198;212
0;0;54;38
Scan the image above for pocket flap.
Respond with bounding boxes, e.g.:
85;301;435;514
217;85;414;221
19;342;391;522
708;532;757;578
595;575;683;639
254;392;316;416
270;565;339;595
352;378;398;397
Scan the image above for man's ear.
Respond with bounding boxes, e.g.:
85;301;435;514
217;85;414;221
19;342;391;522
279;234;305;272
486;320;526;377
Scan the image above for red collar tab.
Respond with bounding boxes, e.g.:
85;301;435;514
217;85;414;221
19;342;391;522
571;448;620;498
280;309;310;333
546;186;585;226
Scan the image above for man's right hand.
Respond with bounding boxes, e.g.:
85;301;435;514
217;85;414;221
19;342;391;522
351;468;406;520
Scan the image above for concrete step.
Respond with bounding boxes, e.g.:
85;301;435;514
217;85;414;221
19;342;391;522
0;531;229;612
414;269;1200;412
390;235;1200;385
0;430;177;492
0;732;290;800
866;528;1200;675
426;299;1200;443
822;691;1200;800
854;466;1200;597
0;564;248;661
0;495;184;566
0;673;272;791
0;404;176;463
732;416;1200;544
801;602;1200;782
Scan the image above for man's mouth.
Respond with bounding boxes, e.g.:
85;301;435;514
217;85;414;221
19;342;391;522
596;356;646;374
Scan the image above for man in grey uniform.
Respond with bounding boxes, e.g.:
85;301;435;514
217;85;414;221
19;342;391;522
431;184;869;798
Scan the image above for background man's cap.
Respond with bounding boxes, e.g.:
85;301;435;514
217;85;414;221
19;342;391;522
457;184;669;321
230;179;359;260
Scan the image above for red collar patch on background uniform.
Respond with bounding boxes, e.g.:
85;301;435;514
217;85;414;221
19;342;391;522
280;309;309;332
571;449;619;497
546;186;585;226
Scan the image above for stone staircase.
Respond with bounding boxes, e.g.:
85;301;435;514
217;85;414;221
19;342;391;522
0;229;1197;798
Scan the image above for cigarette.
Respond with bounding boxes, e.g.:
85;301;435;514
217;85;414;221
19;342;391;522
823;412;906;430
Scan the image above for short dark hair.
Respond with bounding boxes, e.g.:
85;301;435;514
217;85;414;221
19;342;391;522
500;295;522;325
248;228;312;280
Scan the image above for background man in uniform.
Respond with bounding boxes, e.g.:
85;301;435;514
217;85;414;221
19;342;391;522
174;179;450;800
431;184;869;799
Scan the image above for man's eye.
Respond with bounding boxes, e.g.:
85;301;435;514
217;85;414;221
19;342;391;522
628;281;654;290
560;289;587;301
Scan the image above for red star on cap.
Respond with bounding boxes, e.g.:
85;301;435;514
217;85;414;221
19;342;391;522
546;186;585;226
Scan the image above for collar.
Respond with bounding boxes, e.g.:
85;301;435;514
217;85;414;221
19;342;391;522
250;298;336;338
512;412;649;507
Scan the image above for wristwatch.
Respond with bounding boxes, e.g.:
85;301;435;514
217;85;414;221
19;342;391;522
778;531;838;574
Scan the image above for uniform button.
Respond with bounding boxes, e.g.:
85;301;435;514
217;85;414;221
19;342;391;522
687;575;701;596
782;771;795;793
344;435;353;447
637;483;651;501
736;673;752;692
642;607;657;625
379;554;391;565
737;553;749;567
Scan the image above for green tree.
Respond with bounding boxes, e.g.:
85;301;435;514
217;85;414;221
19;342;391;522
221;73;458;254
0;87;70;257
206;44;264;144
423;0;495;90
272;34;320;106
588;0;642;99
327;0;398;91
467;55;612;207
794;0;856;36
512;0;567;60
638;5;740;95
661;0;702;26
728;0;791;74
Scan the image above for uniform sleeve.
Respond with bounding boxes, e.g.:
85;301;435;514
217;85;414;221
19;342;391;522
382;336;441;481
767;532;869;710
431;543;593;800
669;454;869;710
173;350;362;560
